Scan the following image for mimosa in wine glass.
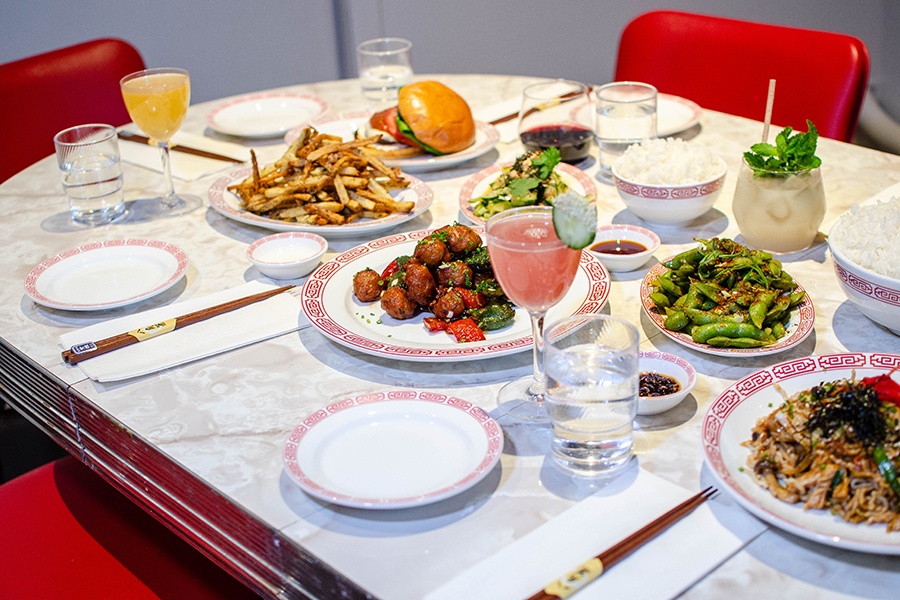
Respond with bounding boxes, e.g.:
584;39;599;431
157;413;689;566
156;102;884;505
120;67;202;216
486;201;592;421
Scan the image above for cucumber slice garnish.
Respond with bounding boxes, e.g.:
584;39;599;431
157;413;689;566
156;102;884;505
552;190;597;249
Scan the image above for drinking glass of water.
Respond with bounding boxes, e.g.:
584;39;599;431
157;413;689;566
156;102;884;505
356;37;413;106
544;314;639;476
594;82;657;182
54;124;126;227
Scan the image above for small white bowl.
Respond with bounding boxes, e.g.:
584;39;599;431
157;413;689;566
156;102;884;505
247;232;327;280
637;351;697;416
611;157;727;227
587;224;660;272
828;225;900;336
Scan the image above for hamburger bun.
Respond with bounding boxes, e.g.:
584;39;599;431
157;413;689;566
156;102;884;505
398;81;476;154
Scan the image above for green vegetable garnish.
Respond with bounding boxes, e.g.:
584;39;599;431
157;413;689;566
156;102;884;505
470;148;571;219
743;119;822;177
532;146;561;179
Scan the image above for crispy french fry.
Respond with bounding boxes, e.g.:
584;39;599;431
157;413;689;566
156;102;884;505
229;127;413;225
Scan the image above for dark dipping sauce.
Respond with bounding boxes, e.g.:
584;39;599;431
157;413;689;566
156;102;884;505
639;372;681;397
589;239;648;255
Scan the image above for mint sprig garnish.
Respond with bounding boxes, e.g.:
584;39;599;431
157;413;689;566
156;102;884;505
744;119;822;177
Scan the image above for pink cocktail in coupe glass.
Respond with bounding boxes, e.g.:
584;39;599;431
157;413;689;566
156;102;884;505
486;205;581;421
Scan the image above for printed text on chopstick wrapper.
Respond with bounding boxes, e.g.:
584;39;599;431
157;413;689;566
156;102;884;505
545;558;604;598
127;319;177;341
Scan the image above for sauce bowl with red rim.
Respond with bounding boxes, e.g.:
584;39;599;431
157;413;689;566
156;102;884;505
637;350;697;415
586;224;660;272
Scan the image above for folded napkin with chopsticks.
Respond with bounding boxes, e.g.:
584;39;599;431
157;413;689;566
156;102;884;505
426;467;765;600
59;282;309;382
118;128;248;181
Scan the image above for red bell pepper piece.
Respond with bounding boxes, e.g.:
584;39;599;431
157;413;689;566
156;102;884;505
423;317;448;332
861;369;900;408
457;288;486;310
446;318;485;343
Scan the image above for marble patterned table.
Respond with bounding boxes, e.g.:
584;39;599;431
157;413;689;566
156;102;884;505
2;74;899;599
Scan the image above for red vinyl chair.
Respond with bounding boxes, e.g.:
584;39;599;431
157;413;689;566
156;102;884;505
0;38;146;183
614;10;869;142
0;455;259;598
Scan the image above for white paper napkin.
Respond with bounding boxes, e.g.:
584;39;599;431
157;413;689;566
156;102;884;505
474;98;522;143
118;129;248;181
59;282;309;382
426;467;765;600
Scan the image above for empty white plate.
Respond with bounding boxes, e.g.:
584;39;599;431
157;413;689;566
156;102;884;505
283;390;503;509
24;239;189;311
207;92;328;138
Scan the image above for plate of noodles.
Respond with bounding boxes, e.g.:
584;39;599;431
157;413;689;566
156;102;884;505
702;352;900;554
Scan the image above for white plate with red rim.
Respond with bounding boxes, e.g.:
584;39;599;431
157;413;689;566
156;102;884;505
207;92;328;138
207;166;433;239
300;227;611;362
24;239;189;311
284;111;501;173
640;260;815;357
573;92;702;138
458;162;598;225
702;352;900;554
282;390;503;509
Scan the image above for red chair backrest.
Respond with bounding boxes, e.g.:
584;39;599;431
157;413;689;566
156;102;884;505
614;10;869;142
0;38;145;183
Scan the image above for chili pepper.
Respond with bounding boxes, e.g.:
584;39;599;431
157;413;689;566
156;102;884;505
446;318;485;343
691;321;774;344
873;446;900;497
380;255;411;282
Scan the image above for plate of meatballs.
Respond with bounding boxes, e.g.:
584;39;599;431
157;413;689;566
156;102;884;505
300;223;611;361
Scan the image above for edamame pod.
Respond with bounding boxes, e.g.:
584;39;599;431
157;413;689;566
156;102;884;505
705;336;773;348
691;321;774;344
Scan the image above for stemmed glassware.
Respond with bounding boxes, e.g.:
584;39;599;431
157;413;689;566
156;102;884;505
120;67;202;217
485;205;582;421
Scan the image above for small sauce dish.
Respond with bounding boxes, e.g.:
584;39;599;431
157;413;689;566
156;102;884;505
247;232;327;280
637;351;697;415
587;224;660;272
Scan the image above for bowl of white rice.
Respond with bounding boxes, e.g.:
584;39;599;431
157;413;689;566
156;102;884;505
827;198;900;335
611;138;727;226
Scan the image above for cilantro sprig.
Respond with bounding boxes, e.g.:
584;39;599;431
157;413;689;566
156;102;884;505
743;119;822;177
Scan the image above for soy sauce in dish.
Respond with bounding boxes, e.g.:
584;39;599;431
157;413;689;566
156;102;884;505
520;124;594;163
589;239;648;255
639;372;681;397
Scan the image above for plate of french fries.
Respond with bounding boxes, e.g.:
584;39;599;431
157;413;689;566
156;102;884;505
207;127;433;238
284;112;502;173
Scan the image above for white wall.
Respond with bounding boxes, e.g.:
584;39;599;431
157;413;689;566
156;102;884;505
2;0;891;113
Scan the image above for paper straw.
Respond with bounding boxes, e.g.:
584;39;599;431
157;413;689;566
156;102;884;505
761;79;776;143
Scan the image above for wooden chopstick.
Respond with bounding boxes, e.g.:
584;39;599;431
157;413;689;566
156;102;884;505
117;131;245;164
526;486;717;600
61;285;295;365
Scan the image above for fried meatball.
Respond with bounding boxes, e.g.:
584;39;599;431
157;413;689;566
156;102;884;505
440;224;482;254
352;268;384;303
380;286;417;320
405;263;437;307
432;289;466;320
436;261;474;288
413;236;450;268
